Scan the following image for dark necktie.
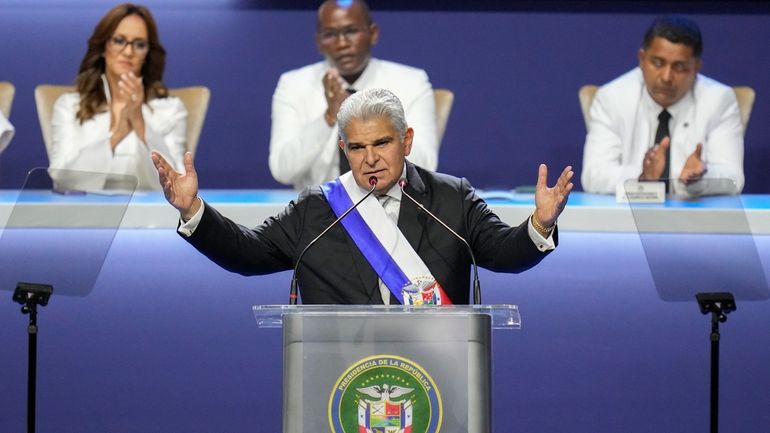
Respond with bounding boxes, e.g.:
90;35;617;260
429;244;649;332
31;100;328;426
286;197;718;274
655;109;672;184
337;88;357;175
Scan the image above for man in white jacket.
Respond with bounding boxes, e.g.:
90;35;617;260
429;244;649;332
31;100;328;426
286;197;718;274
581;16;743;196
269;0;438;190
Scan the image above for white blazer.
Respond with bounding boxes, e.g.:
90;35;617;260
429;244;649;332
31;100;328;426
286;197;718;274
581;67;744;195
269;58;438;190
50;79;187;191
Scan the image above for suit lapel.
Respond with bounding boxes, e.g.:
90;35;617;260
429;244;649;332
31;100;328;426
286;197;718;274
673;102;695;159
345;230;382;302
398;162;428;251
320;191;380;303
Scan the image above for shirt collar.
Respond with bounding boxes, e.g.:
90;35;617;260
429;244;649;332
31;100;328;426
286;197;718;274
364;162;406;201
642;83;692;121
347;57;377;91
665;91;690;120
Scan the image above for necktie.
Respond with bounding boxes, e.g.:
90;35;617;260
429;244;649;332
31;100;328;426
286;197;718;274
378;195;398;223
656;110;672;185
377;194;398;304
337;88;357;175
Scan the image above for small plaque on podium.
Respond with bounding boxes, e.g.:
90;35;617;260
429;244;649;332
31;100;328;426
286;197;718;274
616;180;665;203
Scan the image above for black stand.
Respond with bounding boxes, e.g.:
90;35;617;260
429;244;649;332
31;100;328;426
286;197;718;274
695;292;736;433
13;282;54;433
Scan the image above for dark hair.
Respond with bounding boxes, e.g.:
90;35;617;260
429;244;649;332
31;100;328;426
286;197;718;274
643;16;703;58
75;3;168;123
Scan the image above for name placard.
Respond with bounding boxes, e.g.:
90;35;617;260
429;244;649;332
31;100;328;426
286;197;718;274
616;181;665;203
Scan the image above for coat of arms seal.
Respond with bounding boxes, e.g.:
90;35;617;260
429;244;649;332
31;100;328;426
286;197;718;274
328;354;442;433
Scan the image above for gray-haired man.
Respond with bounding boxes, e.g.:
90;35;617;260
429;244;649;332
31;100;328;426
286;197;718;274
153;88;574;304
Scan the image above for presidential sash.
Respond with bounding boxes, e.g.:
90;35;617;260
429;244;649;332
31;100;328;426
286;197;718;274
321;173;452;305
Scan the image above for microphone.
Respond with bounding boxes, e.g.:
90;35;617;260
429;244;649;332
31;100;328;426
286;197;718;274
289;176;378;304
398;179;482;305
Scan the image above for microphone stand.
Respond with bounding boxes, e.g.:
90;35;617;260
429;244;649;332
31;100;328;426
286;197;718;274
399;180;481;304
289;178;378;304
12;282;54;433
696;292;736;433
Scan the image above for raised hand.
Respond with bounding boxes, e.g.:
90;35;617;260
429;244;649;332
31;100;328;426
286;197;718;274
322;68;349;126
110;72;146;146
679;143;707;184
639;136;670;180
534;164;574;228
152;151;200;220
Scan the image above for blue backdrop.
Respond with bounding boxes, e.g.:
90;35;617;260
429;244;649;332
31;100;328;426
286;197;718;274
0;1;768;192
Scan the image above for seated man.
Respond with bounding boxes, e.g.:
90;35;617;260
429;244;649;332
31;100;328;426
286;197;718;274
581;16;744;196
269;0;438;190
153;88;574;305
0;111;13;155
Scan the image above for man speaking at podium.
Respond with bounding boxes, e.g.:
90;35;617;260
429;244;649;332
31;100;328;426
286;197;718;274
153;89;573;305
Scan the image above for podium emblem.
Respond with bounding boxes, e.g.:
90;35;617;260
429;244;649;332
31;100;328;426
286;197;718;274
329;355;442;433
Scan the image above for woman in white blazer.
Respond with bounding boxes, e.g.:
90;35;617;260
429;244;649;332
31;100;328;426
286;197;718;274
50;3;186;190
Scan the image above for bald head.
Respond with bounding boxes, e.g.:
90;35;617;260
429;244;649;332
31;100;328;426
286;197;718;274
315;0;379;83
317;0;372;29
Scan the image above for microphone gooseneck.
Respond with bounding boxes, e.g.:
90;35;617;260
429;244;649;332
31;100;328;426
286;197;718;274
289;176;378;304
398;179;482;305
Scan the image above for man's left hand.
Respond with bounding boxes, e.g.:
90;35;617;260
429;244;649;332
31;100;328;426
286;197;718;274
679;143;707;185
534;164;574;228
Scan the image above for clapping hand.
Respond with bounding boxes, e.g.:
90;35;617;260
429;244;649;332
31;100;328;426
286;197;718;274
110;72;146;145
679;143;707;185
639;136;670;181
322;68;349;125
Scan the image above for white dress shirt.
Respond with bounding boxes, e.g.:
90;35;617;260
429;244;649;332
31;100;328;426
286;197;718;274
269;58;439;190
50;76;187;190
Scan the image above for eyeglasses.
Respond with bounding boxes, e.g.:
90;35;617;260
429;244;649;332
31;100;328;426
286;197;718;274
107;36;150;54
317;26;365;44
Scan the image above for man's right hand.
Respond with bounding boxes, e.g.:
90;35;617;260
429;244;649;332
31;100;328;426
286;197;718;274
152;151;200;220
322;68;349;126
639;136;670;181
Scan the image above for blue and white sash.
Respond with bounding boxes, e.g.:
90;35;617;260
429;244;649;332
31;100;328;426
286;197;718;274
321;173;449;305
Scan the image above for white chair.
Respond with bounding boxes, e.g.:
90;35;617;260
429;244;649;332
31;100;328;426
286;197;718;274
168;86;210;156
34;84;76;159
433;88;454;146
0;81;15;119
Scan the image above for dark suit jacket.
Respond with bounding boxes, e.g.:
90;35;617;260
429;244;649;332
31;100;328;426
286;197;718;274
184;162;556;304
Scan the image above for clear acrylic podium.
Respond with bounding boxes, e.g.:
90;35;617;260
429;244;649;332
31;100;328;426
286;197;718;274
253;304;520;433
